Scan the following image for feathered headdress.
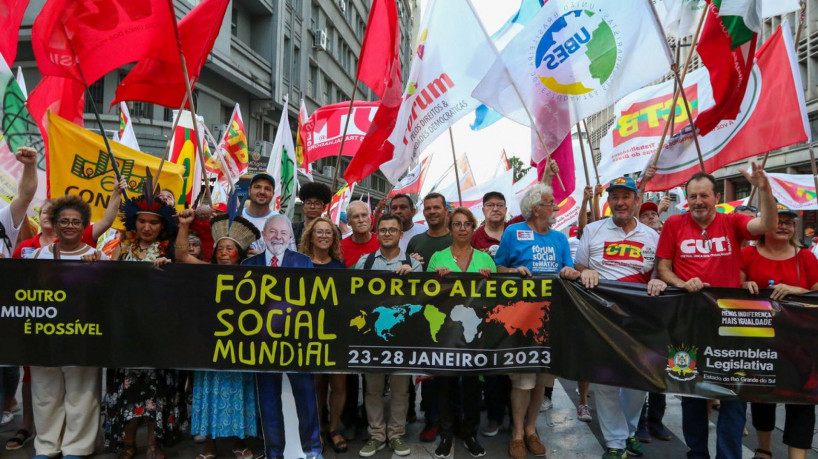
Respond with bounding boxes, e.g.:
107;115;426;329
209;188;260;251
120;168;177;235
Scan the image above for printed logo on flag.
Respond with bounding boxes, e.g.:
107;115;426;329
666;345;698;382
603;241;644;262
612;86;699;147
535;9;619;96
717;299;775;338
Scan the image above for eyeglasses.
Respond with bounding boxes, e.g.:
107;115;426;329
303;200;325;208
735;205;759;213
377;227;400;235
57;219;83;227
483;203;506;209
452;221;474;229
777;220;795;228
535;201;556;209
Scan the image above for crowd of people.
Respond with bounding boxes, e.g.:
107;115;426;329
0;145;816;459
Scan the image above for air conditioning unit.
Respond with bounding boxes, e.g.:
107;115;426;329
313;29;327;51
254;140;273;157
338;0;346;13
323;165;335;177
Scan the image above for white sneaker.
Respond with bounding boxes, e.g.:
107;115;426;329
539;397;553;411
577;404;592;422
0;411;13;426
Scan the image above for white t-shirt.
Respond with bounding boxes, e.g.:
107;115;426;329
31;243;108;261
0;206;22;258
574;218;658;283
243;208;274;253
399;222;428;251
568;236;580;261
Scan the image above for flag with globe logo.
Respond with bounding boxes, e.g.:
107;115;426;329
472;0;673;155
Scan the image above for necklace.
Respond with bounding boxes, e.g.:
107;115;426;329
452;247;474;264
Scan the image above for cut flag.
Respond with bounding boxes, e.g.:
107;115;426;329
389;155;431;197
694;0;760;135
295;100;313;181
266;104;297;218
114;102;140;151
472;0;672;157
32;0;178;85
299;101;378;163
113;0;230;108
356;0;400;98
0;0;30;67
345;0;496;184
597;21;808;191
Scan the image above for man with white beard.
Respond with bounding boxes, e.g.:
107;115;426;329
241;214;319;459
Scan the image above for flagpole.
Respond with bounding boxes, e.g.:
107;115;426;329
465;0;565;192
330;83;359;191
153;91;189;195
748;4;806;203
672;64;705;172
641;3;707;194
668;41;682;137
60;21;128;201
449;127;463;206
582;119;600;185
576;123;591;188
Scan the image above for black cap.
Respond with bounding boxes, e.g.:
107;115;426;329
250;173;275;188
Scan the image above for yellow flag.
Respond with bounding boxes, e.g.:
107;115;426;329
47;112;185;227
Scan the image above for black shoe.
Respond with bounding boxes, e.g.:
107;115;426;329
648;423;672;441
463;436;486;457
434;436;453;458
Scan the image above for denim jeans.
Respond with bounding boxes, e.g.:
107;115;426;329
681;397;745;459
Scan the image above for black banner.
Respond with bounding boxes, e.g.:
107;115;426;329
3;259;818;404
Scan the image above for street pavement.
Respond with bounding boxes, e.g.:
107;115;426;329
0;379;815;458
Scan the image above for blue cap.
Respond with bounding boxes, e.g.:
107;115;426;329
606;176;638;193
250;173;275;188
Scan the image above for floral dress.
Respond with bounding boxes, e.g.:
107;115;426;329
103;239;186;450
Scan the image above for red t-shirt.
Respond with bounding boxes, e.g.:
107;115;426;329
12;225;97;259
471;222;510;258
741;245;818;289
656;212;754;288
340;234;380;268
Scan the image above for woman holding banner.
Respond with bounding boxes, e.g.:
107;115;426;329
29;195;107;459
175;208;260;459
427;207;496;458
298;216;348;453
104;192;182;459
741;204;818;459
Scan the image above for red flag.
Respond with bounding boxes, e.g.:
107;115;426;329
31;0;178;85
694;0;758;135
112;0;230;107
299;101;379;163
533;133;574;204
0;0;30;66
26;75;86;197
356;0;400;98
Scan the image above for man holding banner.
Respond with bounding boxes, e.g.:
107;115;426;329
657;165;777;459
574;176;666;459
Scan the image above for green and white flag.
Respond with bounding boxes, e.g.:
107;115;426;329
266;98;297;218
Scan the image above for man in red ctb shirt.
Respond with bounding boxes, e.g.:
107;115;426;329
656;165;777;459
340;201;380;268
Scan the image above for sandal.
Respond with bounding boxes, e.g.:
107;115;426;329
5;429;33;451
197;454;217;459
147;444;166;459
326;430;348;453
752;448;773;459
117;443;137;459
232;448;253;459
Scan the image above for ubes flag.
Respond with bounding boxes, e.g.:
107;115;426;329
345;0;496;184
472;0;673;156
32;0;177;85
597;22;808;191
767;173;818;211
299;101;378;163
47;112;185;226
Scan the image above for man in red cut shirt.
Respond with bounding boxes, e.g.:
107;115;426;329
656;164;776;459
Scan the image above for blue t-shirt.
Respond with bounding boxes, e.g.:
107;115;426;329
494;222;573;274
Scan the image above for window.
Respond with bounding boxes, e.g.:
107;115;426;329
283;36;292;80
293;46;301;83
310;3;319;29
308;64;318;97
129;102;150;118
231;7;238;36
323;78;331;104
84;79;104;113
164;108;173;122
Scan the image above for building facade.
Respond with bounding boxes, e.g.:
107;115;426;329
15;0;417;212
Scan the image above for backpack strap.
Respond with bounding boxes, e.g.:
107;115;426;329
363;251;378;270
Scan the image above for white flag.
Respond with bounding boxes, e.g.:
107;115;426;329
115;102;141;151
375;0;496;183
761;0;800;18
266;101;297;218
15;67;26;99
472;0;673;155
